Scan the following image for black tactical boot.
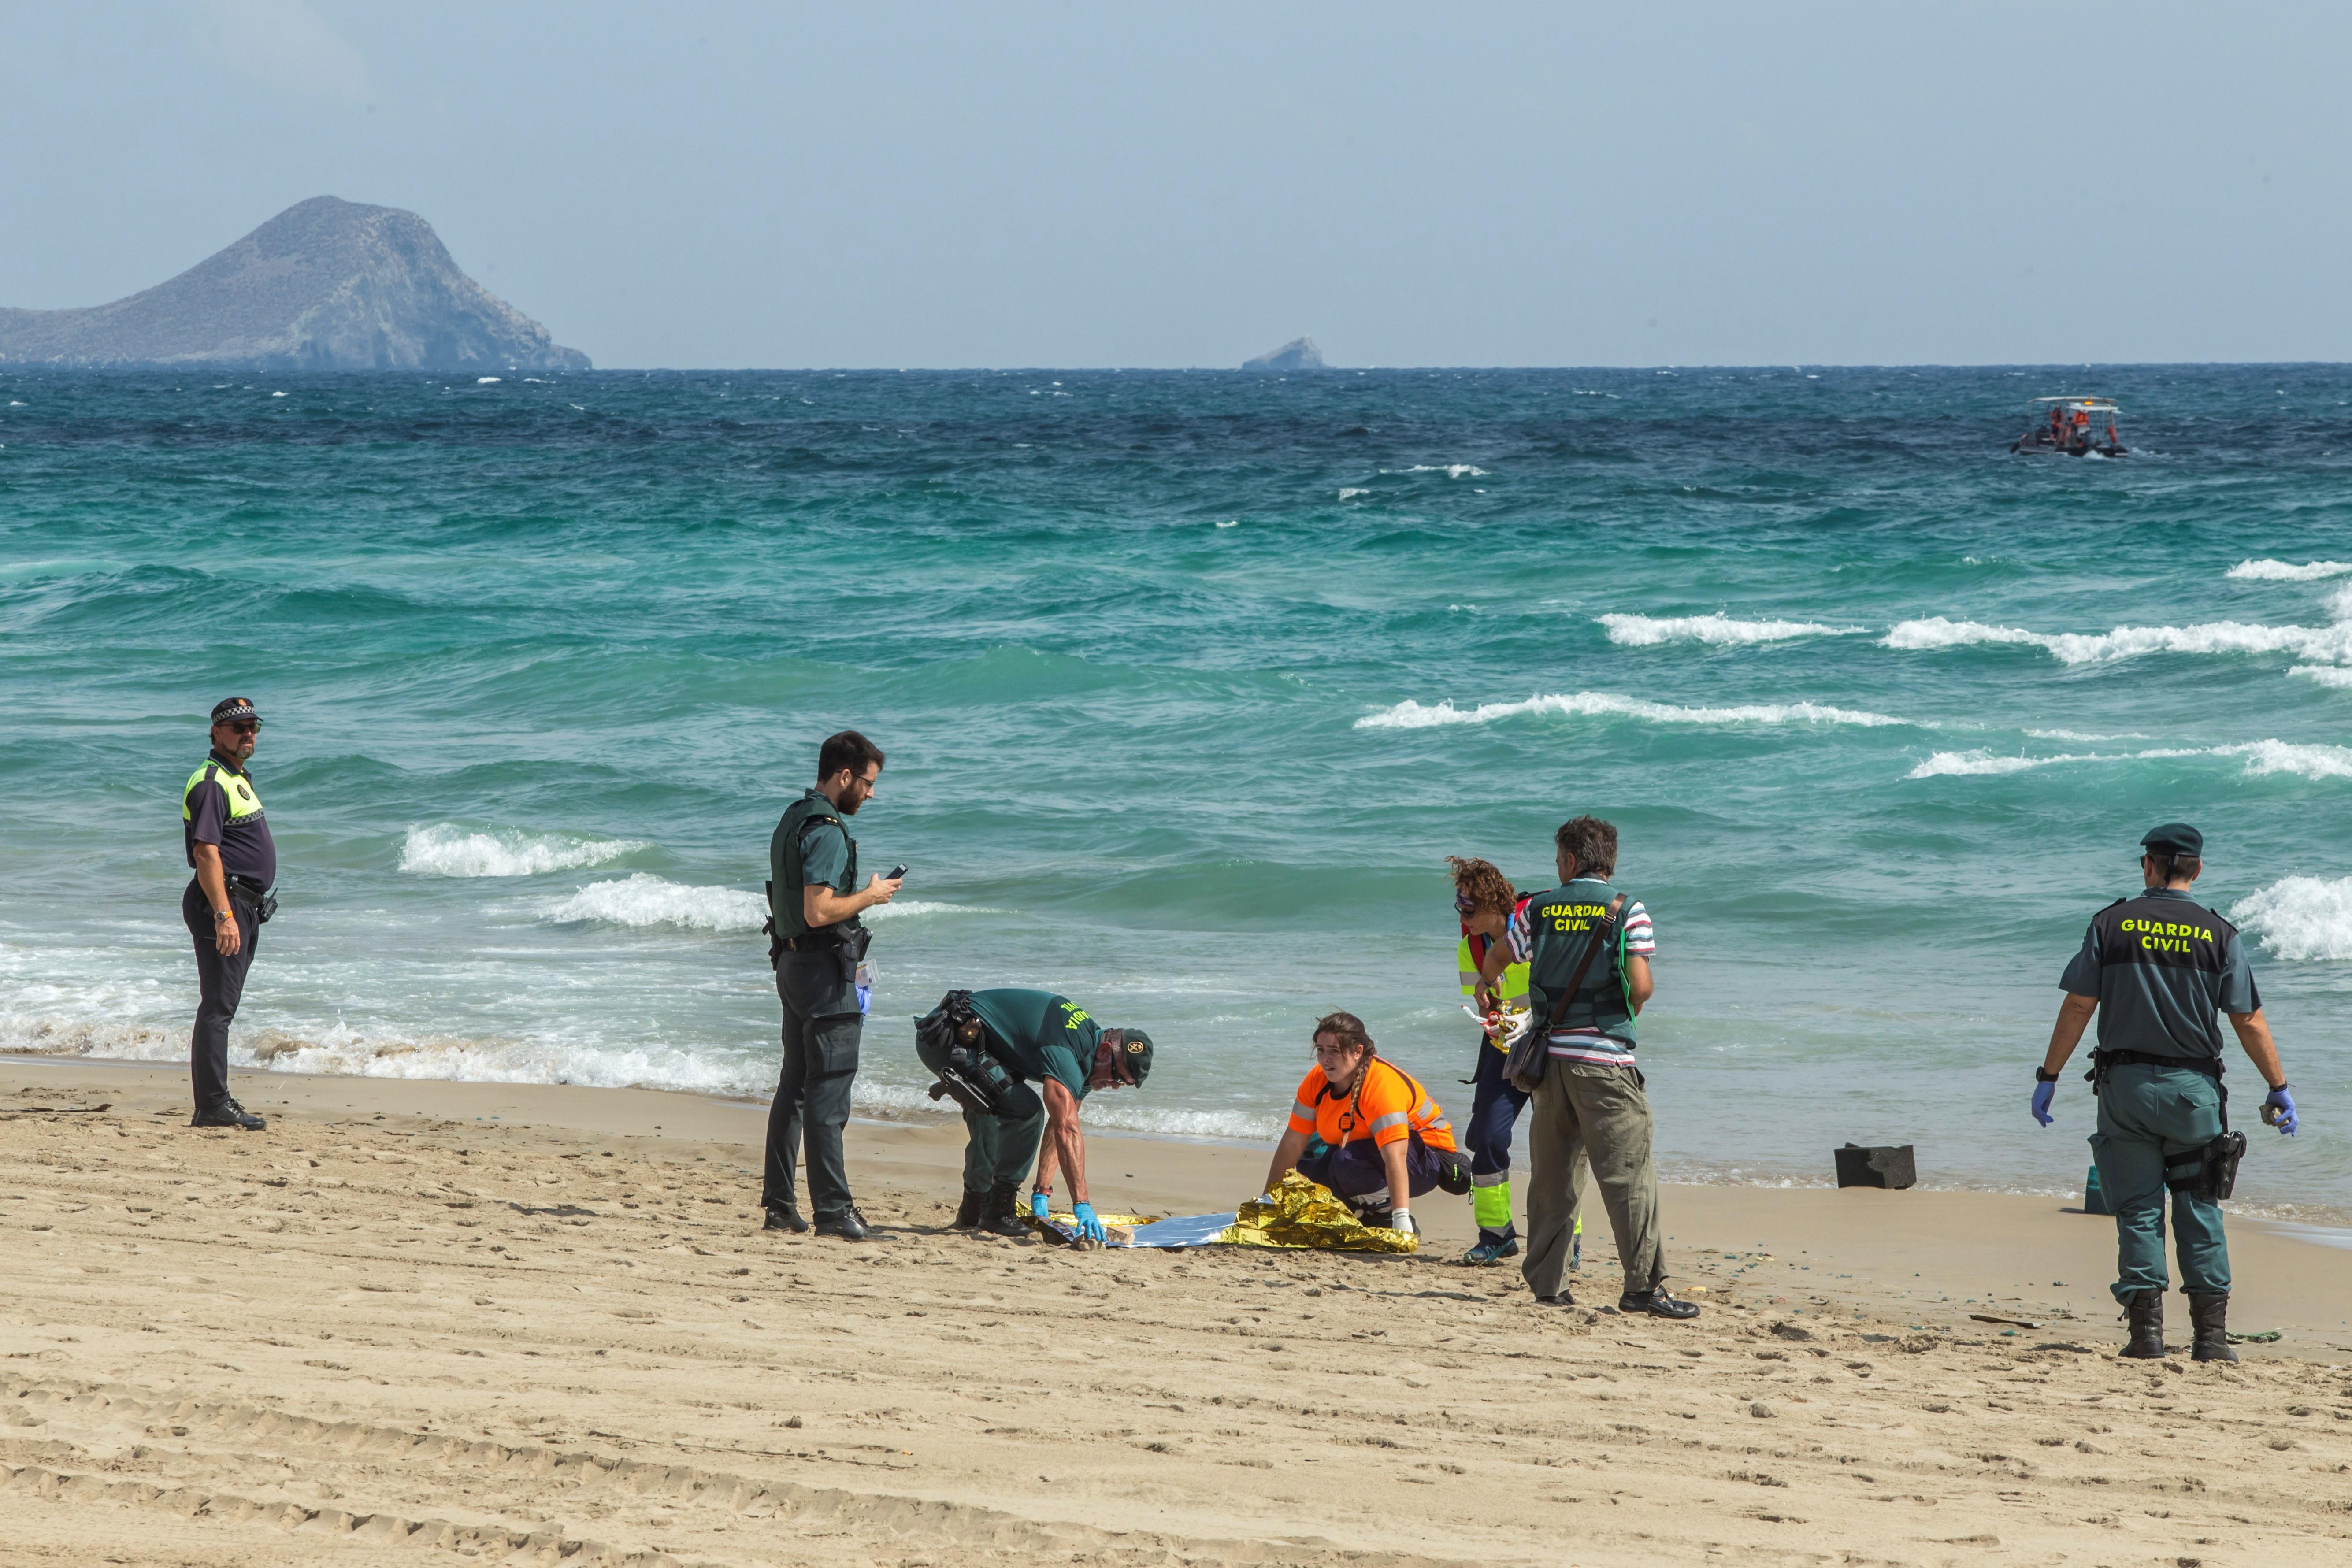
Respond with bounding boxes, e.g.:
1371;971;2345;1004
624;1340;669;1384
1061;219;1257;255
978;1179;1030;1238
2120;1287;2166;1358
2188;1291;2238;1363
191;1099;265;1131
951;1189;986;1229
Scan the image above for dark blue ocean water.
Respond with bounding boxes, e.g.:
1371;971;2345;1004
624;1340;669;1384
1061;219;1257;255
4;365;2349;1213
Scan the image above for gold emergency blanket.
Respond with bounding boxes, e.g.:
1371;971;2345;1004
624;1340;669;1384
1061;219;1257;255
1217;1172;1419;1253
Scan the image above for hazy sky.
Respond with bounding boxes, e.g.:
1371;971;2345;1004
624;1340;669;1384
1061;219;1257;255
2;2;2346;368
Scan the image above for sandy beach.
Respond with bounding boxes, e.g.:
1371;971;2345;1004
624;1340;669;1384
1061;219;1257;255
6;1056;2352;1567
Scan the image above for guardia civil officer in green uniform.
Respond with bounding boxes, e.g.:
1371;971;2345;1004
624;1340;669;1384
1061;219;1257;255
2034;823;2299;1362
913;988;1152;1243
762;730;901;1240
181;697;275;1131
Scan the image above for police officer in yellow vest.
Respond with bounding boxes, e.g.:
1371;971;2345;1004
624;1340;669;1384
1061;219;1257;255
180;697;275;1131
1451;856;1537;1264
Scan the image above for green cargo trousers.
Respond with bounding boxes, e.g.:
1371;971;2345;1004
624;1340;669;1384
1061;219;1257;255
1522;1056;1666;1299
915;1028;1047;1194
2090;1060;2231;1304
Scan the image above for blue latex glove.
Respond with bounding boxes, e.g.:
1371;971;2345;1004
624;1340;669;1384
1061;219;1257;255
2031;1078;2056;1127
1030;1190;1050;1220
2264;1084;2299;1137
1072;1201;1106;1245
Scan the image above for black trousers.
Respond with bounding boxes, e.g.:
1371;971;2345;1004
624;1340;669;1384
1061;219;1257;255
182;879;260;1110
762;953;862;1220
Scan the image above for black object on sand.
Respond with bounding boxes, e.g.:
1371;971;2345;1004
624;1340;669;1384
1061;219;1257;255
1833;1143;1917;1190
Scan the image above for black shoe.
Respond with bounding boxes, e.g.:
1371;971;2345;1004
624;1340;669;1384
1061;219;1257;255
977;1180;1029;1238
1619;1286;1701;1320
951;1190;986;1229
1534;1290;1575;1307
762;1203;809;1233
2120;1287;2166;1359
191;1099;265;1131
815;1205;871;1241
2187;1291;2237;1363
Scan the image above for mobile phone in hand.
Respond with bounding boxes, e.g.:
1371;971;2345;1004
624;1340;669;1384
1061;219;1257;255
886;864;908;882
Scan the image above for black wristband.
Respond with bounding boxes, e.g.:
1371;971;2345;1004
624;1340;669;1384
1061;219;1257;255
2034;1066;2060;1083
2267;1081;2290;1095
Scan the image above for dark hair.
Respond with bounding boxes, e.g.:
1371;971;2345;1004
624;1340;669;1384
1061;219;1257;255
2146;850;2201;886
816;730;886;782
1312;1010;1376;1059
1554;816;1618;878
1446;856;1516;915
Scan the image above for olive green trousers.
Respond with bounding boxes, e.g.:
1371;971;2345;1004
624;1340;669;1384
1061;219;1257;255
1522;1056;1666;1299
2090;1060;2231;1304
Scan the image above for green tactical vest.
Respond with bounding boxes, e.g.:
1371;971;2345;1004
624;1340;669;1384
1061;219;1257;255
182;759;264;824
1523;877;1637;1043
768;790;858;939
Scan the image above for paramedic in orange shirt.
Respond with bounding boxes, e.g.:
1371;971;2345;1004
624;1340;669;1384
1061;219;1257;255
1261;1011;1471;1238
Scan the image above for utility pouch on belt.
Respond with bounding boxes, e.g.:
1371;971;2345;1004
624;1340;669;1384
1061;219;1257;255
761;881;783;968
917;990;1019;1118
2162;1072;2246;1202
227;878;276;925
1505;893;1626;1095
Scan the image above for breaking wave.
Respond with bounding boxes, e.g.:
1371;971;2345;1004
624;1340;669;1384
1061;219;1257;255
2230;876;2352;961
2228;560;2352;582
1884;616;2352;667
537;877;993;932
1598;612;1861;647
1908;740;2352;781
1355;691;1911;731
400;823;649;878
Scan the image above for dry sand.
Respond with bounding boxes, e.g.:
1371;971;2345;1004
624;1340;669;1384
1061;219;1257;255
5;1056;2352;1567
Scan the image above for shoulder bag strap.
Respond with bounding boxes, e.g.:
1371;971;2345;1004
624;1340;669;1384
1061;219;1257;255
1542;892;1627;1031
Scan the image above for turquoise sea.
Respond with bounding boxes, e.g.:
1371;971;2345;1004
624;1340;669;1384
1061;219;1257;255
3;365;2348;1217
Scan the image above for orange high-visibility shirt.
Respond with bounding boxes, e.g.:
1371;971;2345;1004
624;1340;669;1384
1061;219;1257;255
1287;1059;1457;1152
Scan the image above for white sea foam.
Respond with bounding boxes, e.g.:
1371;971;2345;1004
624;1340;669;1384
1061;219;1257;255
1336;488;1370;500
1884;616;2352;667
541;875;766;931
1355;691;1910;731
2289;664;2352;689
864;899;996;922
1392;464;1487;478
2230;876;2352;961
1598;612;1862;648
2228;560;2352;582
399;823;649;878
1907;739;2352;782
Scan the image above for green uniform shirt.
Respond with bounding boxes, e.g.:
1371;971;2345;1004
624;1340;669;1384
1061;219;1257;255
2060;886;2259;1062
965;989;1100;1102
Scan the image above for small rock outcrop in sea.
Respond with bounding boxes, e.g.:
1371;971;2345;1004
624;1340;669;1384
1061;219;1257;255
0;196;589;371
1242;337;1329;371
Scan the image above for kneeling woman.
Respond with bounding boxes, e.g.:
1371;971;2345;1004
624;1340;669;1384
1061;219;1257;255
1263;1011;1468;1238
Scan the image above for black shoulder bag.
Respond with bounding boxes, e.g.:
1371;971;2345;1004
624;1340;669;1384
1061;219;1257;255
1504;893;1626;1096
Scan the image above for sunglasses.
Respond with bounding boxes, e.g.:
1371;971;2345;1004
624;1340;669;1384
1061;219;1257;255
221;720;261;735
1453;895;1477;915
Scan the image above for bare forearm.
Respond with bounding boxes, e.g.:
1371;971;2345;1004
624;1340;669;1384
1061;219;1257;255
1625;954;1653;1014
1264;1129;1309;1195
1033;1134;1061;1197
802;886;873;926
1051;1116;1088;1204
2041;994;2097;1075
2229;1010;2287;1089
193;845;230;912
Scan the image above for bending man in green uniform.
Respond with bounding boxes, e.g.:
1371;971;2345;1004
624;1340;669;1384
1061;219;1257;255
2033;823;2299;1361
915;988;1153;1244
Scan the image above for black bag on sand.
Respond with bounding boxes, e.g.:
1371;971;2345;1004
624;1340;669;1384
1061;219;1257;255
1504;892;1627;1096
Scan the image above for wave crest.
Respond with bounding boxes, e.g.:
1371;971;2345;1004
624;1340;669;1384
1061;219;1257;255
541;875;765;931
1907;740;2352;782
1355;691;1910;730
400;823;648;878
1884;616;2352;667
2228;560;2352;582
2231;876;2352;961
1599;612;1859;647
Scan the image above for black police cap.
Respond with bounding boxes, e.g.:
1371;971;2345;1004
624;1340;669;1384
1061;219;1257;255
2141;822;2203;858
1113;1027;1153;1087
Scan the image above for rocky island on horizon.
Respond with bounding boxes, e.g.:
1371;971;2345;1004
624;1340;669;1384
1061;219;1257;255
0;196;588;372
1242;336;1330;371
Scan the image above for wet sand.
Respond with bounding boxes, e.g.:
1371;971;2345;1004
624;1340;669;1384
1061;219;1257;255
6;1056;2352;1566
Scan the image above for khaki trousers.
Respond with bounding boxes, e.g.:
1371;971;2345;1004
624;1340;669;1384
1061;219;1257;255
1522;1055;1666;1299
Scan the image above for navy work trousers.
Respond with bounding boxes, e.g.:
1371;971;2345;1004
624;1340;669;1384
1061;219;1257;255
182;879;260;1112
1465;1042;1531;1231
762;953;862;1221
1297;1133;1448;1212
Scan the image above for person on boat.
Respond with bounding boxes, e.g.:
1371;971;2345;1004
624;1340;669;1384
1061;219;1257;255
1263;1011;1469;1238
2046;406;2066;447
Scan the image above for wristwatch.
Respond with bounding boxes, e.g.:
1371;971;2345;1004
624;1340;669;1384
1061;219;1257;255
2034;1066;2060;1083
213;909;234;924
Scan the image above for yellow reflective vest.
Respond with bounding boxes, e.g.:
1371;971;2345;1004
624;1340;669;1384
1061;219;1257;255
1459;917;1530;1052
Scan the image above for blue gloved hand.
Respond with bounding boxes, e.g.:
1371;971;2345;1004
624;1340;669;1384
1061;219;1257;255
2031;1078;2056;1127
2264;1084;2298;1137
1072;1201;1106;1245
1030;1191;1050;1220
